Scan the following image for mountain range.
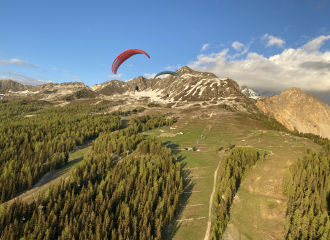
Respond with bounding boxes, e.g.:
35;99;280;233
0;66;258;111
1;65;329;138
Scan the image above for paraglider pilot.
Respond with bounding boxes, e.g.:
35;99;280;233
135;86;139;92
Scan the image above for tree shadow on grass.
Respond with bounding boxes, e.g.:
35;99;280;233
163;181;196;240
181;165;190;182
217;147;223;151
168;143;179;150
177;155;186;163
163;149;196;239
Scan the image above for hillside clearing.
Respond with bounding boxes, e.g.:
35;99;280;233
222;130;321;240
3;141;93;206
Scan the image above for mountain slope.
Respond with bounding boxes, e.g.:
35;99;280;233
1;67;260;113
91;66;258;111
257;87;330;138
151;66;245;102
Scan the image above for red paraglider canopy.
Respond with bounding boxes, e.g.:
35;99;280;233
112;49;150;74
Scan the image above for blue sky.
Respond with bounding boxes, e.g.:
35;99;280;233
1;0;330;104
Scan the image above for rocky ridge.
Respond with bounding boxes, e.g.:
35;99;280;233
92;66;256;105
1;66;260;112
0;80;90;100
257;87;330;139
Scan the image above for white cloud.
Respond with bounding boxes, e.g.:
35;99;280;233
230;41;250;59
71;74;84;83
319;27;330;34
201;43;210;52
284;25;290;31
164;65;176;71
144;73;157;79
0;58;39;68
52;68;69;73
302;35;330;52
53;68;83;82
145;72;168;79
262;33;286;47
187;35;330;104
108;74;123;79
0;70;52;85
232;41;244;51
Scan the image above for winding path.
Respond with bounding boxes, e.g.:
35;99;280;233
204;160;221;240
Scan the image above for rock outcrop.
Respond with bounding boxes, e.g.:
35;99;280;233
257;87;330;138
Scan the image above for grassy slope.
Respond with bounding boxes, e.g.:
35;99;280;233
2;104;322;240
142;107;265;240
143;106;321;240
222;122;321;239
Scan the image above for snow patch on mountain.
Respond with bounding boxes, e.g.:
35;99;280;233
240;86;262;100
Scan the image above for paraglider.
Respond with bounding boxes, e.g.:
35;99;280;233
153;71;181;79
112;49;150;74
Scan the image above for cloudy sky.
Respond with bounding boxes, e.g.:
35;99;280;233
1;0;330;104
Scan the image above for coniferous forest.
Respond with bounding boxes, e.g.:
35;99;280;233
3;98;330;240
211;148;262;239
0;100;125;203
282;151;330;239
0;135;182;239
0;100;183;239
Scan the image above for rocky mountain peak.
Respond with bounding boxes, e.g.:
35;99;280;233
257;87;330;138
176;66;195;74
287;87;302;92
176;66;218;79
282;87;304;96
132;76;146;84
240;85;262;100
0;79;26;93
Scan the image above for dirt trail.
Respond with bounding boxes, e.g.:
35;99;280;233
6;171;57;205
4;154;86;206
204;160;221;240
